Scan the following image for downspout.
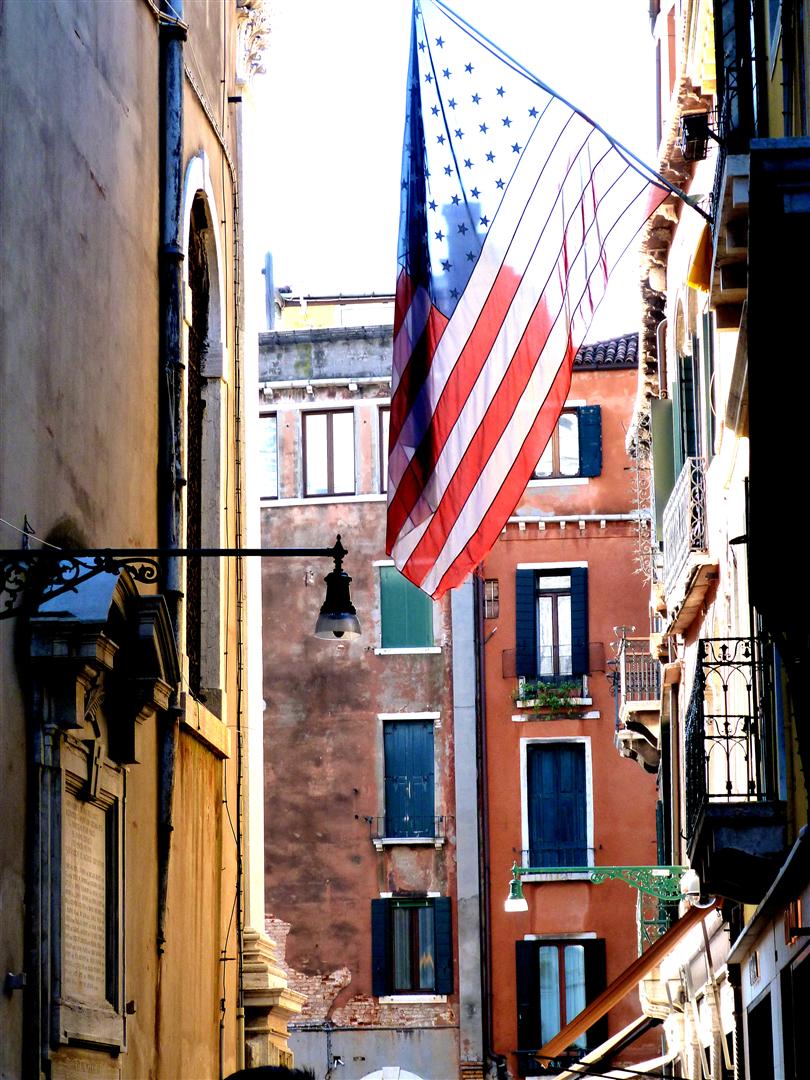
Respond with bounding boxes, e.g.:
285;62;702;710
157;0;186;955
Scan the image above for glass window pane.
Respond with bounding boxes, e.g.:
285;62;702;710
537;596;554;675
392;907;412;991
304;413;328;495
558;413;580;476
258;415;278;499
539;946;561;1044
331;412;355;493
380;407;390;493
539;576;570;591
564;945;587;1050
535;438;553;477
418;906;435;990
557;594;572;675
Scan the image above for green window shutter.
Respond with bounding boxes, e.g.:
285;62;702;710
569;567;589;677
380;566;433;647
650;398;676;539
371;899;390;997
515;569;538;677
577;406;602;477
433;898;453;994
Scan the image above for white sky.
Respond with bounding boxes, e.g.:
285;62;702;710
252;0;657;340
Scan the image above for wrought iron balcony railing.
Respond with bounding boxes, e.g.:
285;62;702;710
685;636;774;846
616;637;661;706
661;457;708;598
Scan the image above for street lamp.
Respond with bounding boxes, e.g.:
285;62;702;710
314;536;361;639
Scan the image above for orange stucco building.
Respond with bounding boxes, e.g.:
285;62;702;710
481;333;661;1077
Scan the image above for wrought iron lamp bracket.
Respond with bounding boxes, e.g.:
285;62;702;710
511;862;686;902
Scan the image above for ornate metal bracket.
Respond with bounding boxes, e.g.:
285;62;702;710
512;863;686;902
0;538;348;620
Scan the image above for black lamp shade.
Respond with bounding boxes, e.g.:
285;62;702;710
314;565;361;639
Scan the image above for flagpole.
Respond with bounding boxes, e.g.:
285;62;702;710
430;0;713;224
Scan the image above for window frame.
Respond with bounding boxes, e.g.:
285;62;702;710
258;411;279;500
379;404;390;493
382;717;436;840
520;736;594;876
302;407;356;497
371;895;453;999
533;408;581;479
530;405;602;483
515;562;589;684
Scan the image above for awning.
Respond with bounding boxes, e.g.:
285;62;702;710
554;1014;661;1079
535;900;718;1067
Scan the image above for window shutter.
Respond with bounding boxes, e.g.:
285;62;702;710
384;721;435;837
577;406;602;477
515;569;538;677
371;899;390;997
528;744;587;866
515;940;541;1077
583;939;608;1048
433;897;453;994
569;567;589;677
380;566;433;648
409;720;435;837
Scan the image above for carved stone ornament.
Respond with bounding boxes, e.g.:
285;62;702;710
236;0;271;84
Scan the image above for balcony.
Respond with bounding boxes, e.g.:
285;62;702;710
685;637;786;902
366;815;451;851
661;457;717;632
613;636;662;773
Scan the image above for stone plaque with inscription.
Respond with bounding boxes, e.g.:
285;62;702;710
62;792;108;1005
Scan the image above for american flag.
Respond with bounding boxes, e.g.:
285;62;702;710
386;0;669;598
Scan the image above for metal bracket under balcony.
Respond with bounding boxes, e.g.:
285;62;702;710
611;635;662;772
685;637;786;902
661;457;718;634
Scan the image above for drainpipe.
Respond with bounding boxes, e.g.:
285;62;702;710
157;0;186;955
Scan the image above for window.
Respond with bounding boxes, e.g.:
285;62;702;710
379;405;390;493
371;897;453;996
484;578;500;619
515;567;588;682
515;938;606;1074
303;409;355;496
384;719;435;838
379;564;433;648
533;407;601;479
258;413;278;499
525;742;589;866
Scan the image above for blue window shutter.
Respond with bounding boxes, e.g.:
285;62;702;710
515;569;538;677
515;940;541;1076
569;567;589;677
433;898;453;994
577;406;602;477
384;721;434;837
583;939;608;1047
528;745;587;866
371;899;390;997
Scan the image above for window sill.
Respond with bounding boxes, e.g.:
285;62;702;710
261;493;387;507
522;871;594;883
378;994;447;1004
515;697;592;708
372;837;446;851
512;710;600;722
527;476;590;487
374;646;442;655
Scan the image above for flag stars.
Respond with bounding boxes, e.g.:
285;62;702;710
466;250;476;261
465;62;474;73
442;67;452;79
451;193;461;205
495;177;505;189
470;186;480;197
496;86;505;97
431;105;439;116
480;214;489;227
428;199;437;211
435;35;444;47
458;222;468;234
437;134;445;145
486;151;495;162
418;39;426;52
529;106;538;117
435;229;445;240
442;259;453;271
444;164;453;175
450;287;459;298
472;93;481;104
424;72;433;84
455;128;464;139
479;122;489;134
512;142;522;153
448;97;457;109
502;116;512;127
463;157;473;169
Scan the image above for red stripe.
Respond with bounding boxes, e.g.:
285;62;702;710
428;351;575;598
393;268;415;342
399;293;560;588
389;304;447;450
387;262;523;545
